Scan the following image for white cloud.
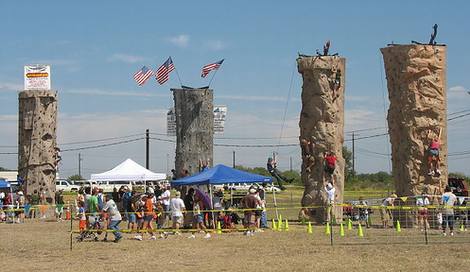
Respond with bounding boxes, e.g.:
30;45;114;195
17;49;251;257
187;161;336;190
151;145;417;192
167;34;190;48
206;40;226;51
108;53;146;64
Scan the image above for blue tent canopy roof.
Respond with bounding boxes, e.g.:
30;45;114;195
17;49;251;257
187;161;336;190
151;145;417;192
0;179;11;189
171;164;272;186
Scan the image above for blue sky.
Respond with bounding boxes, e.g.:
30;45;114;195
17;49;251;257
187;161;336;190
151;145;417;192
1;0;470;178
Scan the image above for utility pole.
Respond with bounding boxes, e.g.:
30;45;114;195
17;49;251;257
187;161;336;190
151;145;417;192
352;132;355;177
289;156;293;171
78;153;82;177
146;129;150;169
232;150;236;168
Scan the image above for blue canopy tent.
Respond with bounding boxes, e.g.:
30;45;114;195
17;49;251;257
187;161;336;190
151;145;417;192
172;164;278;220
172;164;272;186
0;179;11;189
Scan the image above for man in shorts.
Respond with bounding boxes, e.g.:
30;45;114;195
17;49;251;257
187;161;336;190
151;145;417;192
380;194;397;228
240;186;261;236
170;191;185;234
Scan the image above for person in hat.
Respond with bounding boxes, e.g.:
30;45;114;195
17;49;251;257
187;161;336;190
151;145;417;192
240;186;261;236
380;193;397;228
170;191;186;234
102;194;122;243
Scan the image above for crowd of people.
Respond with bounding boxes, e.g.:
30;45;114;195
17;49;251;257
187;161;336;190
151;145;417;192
73;182;270;242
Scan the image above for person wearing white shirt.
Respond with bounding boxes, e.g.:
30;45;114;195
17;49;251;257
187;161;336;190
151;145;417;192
325;182;336;223
170;191;185;233
103;194;122;243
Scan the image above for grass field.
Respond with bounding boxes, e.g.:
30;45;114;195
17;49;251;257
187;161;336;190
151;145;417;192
2;186;470;271
1;219;470;272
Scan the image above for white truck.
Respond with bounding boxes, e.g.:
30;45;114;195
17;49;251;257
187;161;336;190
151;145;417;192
55;179;80;192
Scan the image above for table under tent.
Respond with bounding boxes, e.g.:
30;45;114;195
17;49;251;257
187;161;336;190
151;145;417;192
171;164;277;225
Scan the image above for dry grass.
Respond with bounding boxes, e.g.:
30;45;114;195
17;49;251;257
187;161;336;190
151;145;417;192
1;219;470;272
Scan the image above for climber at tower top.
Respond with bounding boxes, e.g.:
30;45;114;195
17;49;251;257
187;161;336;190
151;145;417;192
426;128;442;177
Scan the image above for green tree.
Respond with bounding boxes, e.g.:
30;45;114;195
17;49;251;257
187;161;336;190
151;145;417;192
67;174;83;181
0;167;10;171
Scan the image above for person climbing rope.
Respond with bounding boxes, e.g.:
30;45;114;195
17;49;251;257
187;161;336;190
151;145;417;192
266;157;293;190
426;129;441;177
323;151;337;184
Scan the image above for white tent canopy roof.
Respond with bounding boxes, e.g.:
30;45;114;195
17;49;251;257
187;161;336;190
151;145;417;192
90;158;166;181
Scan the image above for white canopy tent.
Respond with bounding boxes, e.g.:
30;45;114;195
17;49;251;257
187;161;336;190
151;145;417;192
90;158;166;181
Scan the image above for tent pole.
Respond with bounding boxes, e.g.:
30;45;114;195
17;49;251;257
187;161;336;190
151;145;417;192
272;186;279;220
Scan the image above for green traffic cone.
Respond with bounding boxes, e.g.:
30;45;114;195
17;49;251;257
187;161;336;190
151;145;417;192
347;218;353;230
277;219;283;231
396;220;401;233
284;219;289;232
307;222;313;234
216;221;222;234
272;218;277;231
358;222;364;237
325;222;331;235
460;223;465;232
340;223;345;237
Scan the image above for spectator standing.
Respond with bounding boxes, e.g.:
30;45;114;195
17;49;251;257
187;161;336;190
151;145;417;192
158;184;171;228
55;189;65;221
325;183;336;224
170;191;186;234
183;188;195;228
416;194;430;231
380;194;397;228
240;186;261;236
103;194;123;243
441;186;457;236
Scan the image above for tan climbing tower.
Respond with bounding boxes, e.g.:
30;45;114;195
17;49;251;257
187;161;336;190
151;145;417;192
297;56;345;223
18;90;58;203
172;88;214;177
381;44;447;196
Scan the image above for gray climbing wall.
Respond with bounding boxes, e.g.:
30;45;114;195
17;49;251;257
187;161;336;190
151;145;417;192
18;90;58;203
172;88;214;178
381;44;447;197
297;56;345;223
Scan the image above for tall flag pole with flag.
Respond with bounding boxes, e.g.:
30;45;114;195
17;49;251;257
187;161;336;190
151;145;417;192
133;66;154;86
156;57;176;85
201;59;224;87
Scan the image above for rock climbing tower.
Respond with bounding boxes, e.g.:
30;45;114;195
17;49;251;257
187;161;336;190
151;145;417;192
297;55;345;223
381;44;447;196
18;90;58;203
172;88;214;178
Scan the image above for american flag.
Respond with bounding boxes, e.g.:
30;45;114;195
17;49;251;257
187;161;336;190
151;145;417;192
133;66;153;86
156;57;175;85
201;59;224;78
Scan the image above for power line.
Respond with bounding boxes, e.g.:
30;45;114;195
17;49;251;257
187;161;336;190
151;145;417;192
61;138;144;152
448;112;470;121
60;133;143;146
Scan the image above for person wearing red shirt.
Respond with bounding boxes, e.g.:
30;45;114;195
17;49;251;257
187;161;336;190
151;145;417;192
323;152;337;184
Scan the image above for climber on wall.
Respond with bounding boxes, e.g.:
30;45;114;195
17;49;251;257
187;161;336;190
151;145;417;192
426;128;442;177
267;157;293;191
300;137;315;172
323;151;337;184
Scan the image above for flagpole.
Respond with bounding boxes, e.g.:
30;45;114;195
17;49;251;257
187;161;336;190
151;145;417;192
171;56;184;87
207;68;220;88
174;67;184;87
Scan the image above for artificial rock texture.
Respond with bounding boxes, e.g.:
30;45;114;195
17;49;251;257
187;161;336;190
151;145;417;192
173;88;214;178
381;45;447;196
297;56;345;223
18;90;58;202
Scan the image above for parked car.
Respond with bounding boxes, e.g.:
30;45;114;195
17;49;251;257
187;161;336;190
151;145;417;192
55;179;80;192
448;177;469;197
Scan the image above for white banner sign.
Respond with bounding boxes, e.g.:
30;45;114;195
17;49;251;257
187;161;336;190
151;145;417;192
213;105;227;134
166;105;228;136
24;65;51;90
